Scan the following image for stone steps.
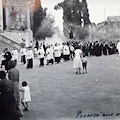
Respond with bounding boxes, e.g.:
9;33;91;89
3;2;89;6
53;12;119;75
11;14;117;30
0;38;13;54
0;33;21;54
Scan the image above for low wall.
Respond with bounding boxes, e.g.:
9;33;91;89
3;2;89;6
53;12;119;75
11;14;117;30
0;30;33;47
0;34;21;50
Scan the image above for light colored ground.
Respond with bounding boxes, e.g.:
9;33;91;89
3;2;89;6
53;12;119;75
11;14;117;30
1;54;120;120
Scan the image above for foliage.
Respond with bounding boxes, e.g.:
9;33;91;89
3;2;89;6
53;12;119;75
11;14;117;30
35;14;55;40
89;21;120;42
54;0;91;40
32;7;47;37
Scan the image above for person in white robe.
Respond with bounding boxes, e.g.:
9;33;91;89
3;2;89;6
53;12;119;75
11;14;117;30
26;47;34;69
46;45;54;65
20;46;26;64
117;40;120;56
54;43;61;63
0;50;6;68
63;43;70;61
49;45;54;64
38;46;45;66
11;47;18;65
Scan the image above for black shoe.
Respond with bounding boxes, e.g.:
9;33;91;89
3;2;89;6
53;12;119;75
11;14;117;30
23;108;28;111
19;113;23;117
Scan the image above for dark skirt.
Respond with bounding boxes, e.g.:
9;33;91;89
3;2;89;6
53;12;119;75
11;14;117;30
0;92;20;120
1;60;6;65
21;55;26;64
3;60;10;70
55;57;61;63
39;58;44;66
27;58;33;68
63;55;70;61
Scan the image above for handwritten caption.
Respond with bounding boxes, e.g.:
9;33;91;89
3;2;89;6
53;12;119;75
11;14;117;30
76;110;120;118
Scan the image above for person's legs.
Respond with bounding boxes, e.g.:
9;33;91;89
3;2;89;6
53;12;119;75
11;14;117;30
51;59;54;64
83;67;85;74
21;102;28;111
76;68;78;74
85;65;87;73
41;58;44;66
40;58;44;66
21;56;23;63
39;59;41;66
25;102;28;111
21;102;26;109
23;55;26;64
30;58;33;68
57;57;60;63
118;49;120;56
27;59;29;68
79;68;81;74
14;60;17;66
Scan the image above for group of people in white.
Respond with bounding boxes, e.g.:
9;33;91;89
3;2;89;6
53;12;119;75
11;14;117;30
20;42;88;74
0;41;88;74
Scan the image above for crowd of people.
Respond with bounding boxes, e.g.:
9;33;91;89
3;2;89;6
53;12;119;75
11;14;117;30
0;47;32;119
0;40;120;73
0;39;120;119
0;60;31;120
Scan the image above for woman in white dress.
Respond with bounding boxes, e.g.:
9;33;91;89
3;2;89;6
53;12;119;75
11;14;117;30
73;46;83;74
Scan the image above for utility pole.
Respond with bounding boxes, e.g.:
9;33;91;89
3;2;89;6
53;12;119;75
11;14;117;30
104;8;106;21
0;0;3;31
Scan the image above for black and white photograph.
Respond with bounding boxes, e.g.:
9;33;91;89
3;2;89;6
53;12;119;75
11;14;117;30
0;0;120;120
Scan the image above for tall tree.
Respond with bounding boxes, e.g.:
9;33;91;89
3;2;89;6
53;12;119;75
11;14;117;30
35;14;55;40
81;0;91;27
32;7;47;37
54;0;82;25
54;0;91;40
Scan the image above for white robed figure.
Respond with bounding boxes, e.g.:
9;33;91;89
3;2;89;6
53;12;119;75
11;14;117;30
20;47;26;64
46;45;54;65
54;43;61;63
63;43;70;61
49;46;54;64
26;47;34;69
11;47;18;65
117;41;120;56
38;46;45;66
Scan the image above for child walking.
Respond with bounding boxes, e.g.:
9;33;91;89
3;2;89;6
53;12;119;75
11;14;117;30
20;81;31;111
81;54;88;74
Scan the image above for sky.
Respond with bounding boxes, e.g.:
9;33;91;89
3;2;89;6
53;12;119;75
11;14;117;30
41;0;120;31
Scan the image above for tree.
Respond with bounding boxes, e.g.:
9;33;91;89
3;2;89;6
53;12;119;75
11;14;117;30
81;0;91;27
35;14;55;40
54;0;82;25
32;7;47;37
54;0;91;40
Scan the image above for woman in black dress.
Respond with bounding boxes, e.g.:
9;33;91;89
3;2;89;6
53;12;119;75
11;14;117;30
0;71;20;120
4;48;12;72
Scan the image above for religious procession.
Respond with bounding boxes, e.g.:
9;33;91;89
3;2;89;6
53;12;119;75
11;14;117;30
1;39;120;74
1;0;120;120
0;38;120;119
